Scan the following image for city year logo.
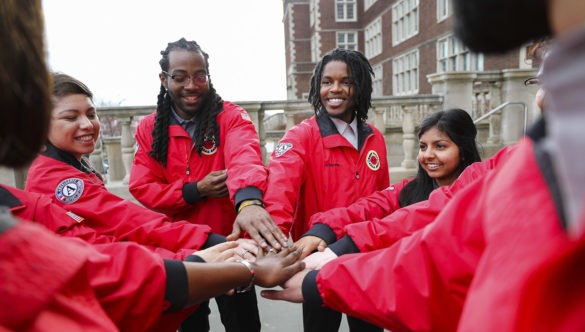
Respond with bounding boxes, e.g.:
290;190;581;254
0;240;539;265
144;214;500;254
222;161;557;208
366;150;381;171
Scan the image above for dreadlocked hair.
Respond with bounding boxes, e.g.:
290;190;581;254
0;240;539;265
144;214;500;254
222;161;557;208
308;48;374;121
149;38;223;166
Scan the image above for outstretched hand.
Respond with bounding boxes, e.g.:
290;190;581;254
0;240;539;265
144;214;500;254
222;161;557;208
302;247;338;270
294;235;327;259
260;269;309;303
191;241;238;263
253;246;305;288
227;205;289;251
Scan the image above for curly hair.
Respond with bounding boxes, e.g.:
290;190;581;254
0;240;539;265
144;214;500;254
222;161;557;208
308;48;374;121
149;38;223;166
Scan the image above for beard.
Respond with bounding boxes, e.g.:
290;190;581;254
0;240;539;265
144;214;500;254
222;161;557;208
452;0;552;54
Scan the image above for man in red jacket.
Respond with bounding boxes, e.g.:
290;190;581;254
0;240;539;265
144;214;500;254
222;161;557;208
264;48;389;331
262;0;585;331
129;38;288;331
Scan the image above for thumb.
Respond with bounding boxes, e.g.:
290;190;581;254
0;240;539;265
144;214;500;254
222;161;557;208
317;241;327;252
226;223;241;241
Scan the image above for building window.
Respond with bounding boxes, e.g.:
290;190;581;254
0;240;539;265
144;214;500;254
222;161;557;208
365;18;382;59
372;64;383;97
311;34;320;63
437;35;484;72
337;31;358;50
437;0;451;22
393;49;419;95
336;0;357;22
392;0;419;46
364;0;377;11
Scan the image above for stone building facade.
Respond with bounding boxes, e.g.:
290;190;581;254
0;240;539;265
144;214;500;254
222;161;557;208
283;0;535;100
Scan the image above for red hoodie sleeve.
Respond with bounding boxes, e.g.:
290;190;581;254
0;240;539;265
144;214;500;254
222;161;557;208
264;123;311;235
344;145;517;253
308;179;410;239
221;102;268;205
310;174;490;331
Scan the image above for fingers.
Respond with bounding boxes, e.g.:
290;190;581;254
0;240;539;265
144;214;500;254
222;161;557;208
227;223;241;241
260;288;303;303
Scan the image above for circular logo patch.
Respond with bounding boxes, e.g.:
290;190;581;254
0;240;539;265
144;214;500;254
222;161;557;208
366;150;381;171
55;178;84;204
201;136;218;155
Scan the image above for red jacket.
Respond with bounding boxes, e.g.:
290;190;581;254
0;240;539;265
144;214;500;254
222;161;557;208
0;219;118;331
265;112;390;241
338;145;517;253
25;145;218;260
129;101;268;235
304;138;579;331
1;184;196;331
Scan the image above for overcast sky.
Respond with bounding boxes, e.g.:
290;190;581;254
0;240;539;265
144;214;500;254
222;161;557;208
42;0;287;106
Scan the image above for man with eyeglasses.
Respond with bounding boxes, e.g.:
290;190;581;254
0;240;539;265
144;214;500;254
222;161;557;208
129;38;288;332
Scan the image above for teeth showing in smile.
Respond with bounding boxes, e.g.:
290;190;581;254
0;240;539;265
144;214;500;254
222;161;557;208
328;98;344;106
76;135;94;142
425;163;440;170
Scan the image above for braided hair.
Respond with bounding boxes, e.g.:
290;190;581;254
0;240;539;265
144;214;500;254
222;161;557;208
308;48;374;121
149;38;223;166
398;108;481;207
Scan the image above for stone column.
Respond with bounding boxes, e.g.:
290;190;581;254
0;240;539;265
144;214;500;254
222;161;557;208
103;137;125;182
372;106;386;134
400;107;417;169
90;137;105;177
500;69;538;144
243;103;267;165
119;117;134;184
427;72;477;114
0;166;27;189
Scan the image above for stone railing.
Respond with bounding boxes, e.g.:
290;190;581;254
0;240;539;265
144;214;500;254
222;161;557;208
1;69;540;189
92;96;451;187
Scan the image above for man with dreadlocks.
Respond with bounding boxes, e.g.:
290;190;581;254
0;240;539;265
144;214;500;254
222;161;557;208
129;38;283;331
262;48;388;331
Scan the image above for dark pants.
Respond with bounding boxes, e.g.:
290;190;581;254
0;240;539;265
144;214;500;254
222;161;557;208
302;301;383;332
179;287;261;332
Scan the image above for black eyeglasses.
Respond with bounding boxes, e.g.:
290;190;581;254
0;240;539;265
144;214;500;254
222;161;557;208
162;70;209;86
524;77;541;86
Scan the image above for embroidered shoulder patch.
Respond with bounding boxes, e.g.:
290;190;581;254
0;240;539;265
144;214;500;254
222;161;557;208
55;178;84;204
366;150;381;171
240;111;252;122
274;142;293;157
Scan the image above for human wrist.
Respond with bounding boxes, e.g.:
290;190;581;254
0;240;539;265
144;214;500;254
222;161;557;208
237;199;264;214
235;260;255;293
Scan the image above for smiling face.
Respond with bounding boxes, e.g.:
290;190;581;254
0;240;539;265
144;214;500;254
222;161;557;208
49;94;100;161
319;60;356;123
417;126;461;187
160;49;209;120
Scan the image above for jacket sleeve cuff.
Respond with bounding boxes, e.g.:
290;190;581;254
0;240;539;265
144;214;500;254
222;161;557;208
163;259;189;312
234;186;263;211
302;270;323;306
302;223;337;245
202;233;226;249
182;181;205;204
184;255;206;263
328;235;360;256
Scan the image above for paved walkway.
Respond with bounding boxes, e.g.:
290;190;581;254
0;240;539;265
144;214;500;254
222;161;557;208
209;287;350;331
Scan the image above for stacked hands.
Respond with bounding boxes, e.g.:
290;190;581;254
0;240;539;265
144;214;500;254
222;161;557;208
191;238;308;291
196;237;334;302
190;234;337;300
